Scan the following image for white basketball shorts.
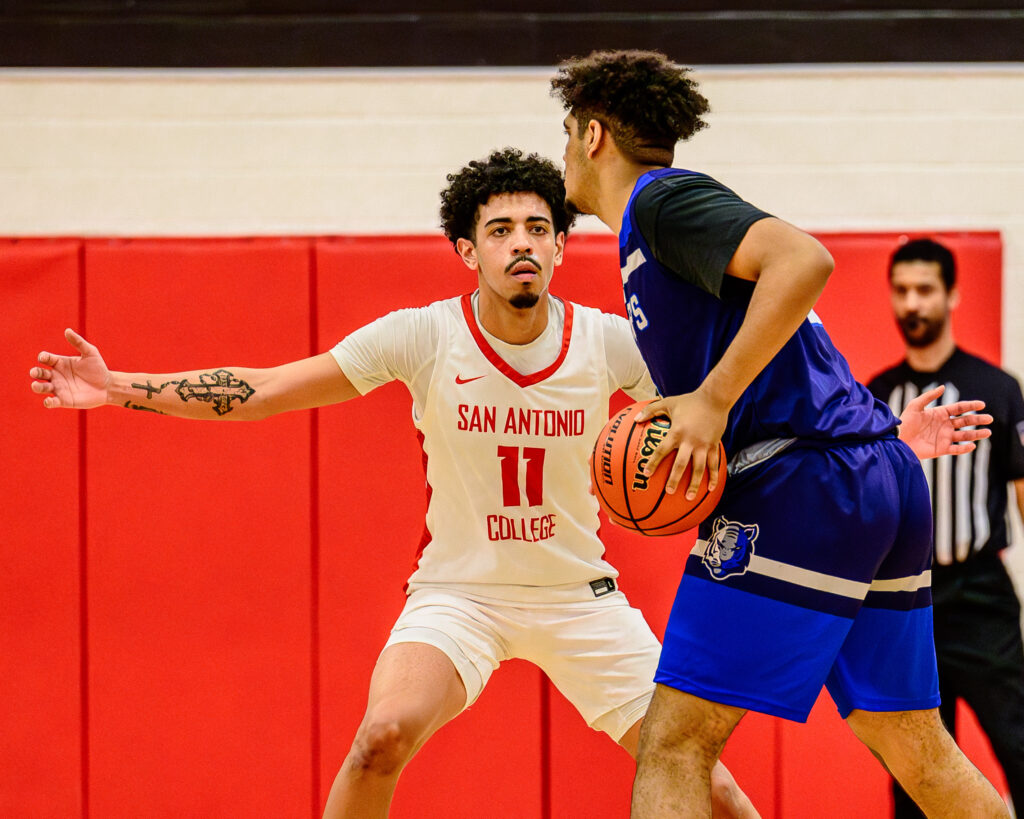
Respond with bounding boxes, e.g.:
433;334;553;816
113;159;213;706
384;584;659;741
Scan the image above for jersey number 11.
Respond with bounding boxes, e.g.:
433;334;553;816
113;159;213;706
497;446;545;507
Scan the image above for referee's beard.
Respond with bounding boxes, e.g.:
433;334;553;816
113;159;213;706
898;312;947;348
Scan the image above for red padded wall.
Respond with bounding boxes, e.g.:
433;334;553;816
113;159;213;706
2;240;83;817
1;229;1007;817
82;239;315;816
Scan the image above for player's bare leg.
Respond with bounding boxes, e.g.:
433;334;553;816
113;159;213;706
322;642;467;819
619;718;759;819
629;686;747;818
706;760;760;819
846;708;1010;818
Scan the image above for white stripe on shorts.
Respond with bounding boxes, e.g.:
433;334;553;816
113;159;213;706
691;541;931;600
868;570;931;593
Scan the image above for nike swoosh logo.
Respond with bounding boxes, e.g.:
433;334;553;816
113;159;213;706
455;374;487;385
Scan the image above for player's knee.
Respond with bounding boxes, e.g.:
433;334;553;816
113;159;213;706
348;717;416;777
639;690;738;768
846;708;948;769
638;718;720;768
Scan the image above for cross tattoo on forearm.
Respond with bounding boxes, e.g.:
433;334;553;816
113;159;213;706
174;370;255;416
131;379;177;399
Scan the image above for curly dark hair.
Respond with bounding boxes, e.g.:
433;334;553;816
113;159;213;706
550;49;710;165
439;148;574;247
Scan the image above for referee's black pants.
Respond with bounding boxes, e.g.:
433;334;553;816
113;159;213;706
893;554;1024;817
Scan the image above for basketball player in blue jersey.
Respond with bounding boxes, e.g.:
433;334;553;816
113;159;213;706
30;148;986;819
551;50;1010;818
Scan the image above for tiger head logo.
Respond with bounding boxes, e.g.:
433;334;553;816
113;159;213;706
701;517;758;580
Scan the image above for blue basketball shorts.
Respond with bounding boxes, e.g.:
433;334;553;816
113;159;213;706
655;435;940;722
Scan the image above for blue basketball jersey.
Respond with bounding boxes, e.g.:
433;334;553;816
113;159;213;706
619;168;896;454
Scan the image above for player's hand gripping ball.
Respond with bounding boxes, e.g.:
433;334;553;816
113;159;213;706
590;400;726;535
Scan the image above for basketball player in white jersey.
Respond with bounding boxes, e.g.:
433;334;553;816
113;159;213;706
30;150;988;819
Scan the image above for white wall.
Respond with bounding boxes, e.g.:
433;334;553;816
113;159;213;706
3;63;1022;583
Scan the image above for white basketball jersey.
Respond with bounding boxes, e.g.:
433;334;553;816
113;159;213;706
412;293;619;593
332;293;655;599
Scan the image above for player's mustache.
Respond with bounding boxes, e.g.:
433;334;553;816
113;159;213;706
506;255;541;273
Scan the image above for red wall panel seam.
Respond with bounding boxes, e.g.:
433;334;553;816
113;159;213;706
309;239;323;817
774;720;784;815
78;240;90;819
541;678;551;819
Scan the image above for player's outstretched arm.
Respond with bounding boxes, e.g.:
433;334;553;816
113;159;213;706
30;328;360;420
897;384;993;460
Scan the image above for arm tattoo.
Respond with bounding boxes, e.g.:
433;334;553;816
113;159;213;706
174;369;255;416
131;379;177;399
124;401;166;415
131;370;254;416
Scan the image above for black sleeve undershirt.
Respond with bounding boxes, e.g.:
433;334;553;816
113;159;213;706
633;172;772;298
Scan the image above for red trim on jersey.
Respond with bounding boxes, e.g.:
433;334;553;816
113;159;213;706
459;292;574;388
407;428;433;592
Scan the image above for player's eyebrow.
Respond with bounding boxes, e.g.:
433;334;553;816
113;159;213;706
483;216;552;228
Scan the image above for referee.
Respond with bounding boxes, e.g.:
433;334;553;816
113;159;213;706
869;237;1024;818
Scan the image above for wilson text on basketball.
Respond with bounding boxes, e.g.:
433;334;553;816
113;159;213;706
632;418;671;490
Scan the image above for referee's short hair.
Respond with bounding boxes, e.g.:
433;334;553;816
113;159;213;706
889;238;957;291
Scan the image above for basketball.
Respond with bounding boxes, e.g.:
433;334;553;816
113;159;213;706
590;400;727;535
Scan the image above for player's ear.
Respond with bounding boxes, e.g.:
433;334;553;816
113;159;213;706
948;285;961;311
585;118;605;159
456;237;479;270
553;231;566;266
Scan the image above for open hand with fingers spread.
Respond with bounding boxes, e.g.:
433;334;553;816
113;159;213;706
635;389;728;499
29;328;111;410
897;384;992;460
